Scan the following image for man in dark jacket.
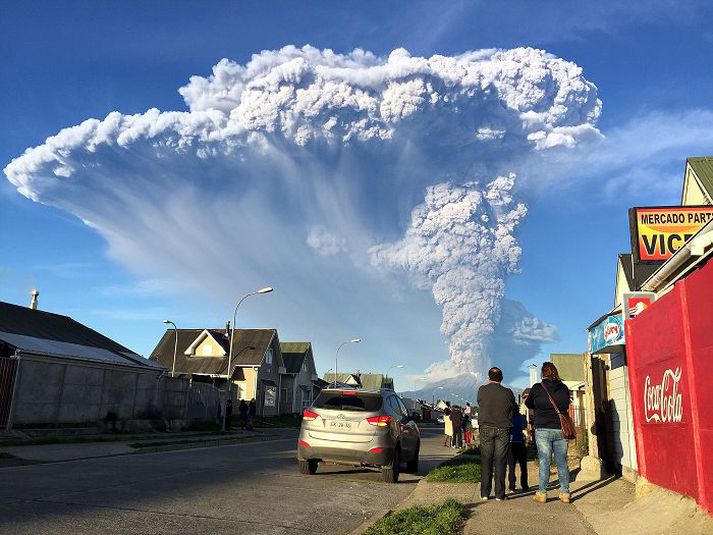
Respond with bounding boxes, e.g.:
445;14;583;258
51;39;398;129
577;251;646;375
477;367;516;501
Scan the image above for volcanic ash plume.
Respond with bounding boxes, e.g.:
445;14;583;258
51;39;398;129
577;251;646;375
369;175;526;381
3;45;601;378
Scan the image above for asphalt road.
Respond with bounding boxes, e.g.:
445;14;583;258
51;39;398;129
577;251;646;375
0;428;456;535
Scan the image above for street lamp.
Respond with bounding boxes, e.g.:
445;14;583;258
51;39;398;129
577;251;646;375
384;364;404;390
335;338;361;385
162;320;178;378
433;385;444;407
223;287;274;433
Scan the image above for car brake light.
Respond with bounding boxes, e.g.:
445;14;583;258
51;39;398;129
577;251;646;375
367;415;391;427
342;390;358;396
369;447;384;453
299;440;310;448
303;409;319;421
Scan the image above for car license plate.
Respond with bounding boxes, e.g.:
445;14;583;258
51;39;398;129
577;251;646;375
329;421;352;430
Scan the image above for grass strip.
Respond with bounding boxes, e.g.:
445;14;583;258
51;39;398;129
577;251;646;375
364;499;464;535
427;452;482;483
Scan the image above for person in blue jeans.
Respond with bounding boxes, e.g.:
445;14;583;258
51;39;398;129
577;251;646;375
524;362;571;503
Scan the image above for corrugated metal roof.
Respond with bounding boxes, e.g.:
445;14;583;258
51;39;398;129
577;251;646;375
688;157;713;197
0;301;156;369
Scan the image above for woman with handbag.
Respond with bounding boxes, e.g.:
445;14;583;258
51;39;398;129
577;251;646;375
524;362;574;504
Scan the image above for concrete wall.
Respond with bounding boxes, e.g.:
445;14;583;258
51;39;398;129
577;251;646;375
9;353;215;427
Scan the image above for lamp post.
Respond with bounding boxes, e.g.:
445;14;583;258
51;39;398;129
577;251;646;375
162;320;178;378
222;287;274;433
433;385;444;407
384;364;404;390
334;338;361;385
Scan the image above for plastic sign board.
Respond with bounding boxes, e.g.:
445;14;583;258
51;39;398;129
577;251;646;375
623;292;656;321
629;206;713;263
588;313;625;354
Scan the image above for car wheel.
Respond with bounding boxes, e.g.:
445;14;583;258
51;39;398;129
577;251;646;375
406;442;420;473
382;447;401;483
298;459;318;475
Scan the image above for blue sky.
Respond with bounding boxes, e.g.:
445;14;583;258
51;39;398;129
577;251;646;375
2;1;713;391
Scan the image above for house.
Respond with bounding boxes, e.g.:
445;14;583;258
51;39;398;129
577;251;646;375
550;353;587;427
322;372;394;390
279;342;319;414
0;298;167;429
150;326;286;416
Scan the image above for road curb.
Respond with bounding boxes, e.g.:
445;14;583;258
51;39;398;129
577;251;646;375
0;432;296;467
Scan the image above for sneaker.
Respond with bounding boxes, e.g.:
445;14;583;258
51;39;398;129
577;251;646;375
480;495;489;501
559;492;571;503
495;496;507;501
533;492;547;503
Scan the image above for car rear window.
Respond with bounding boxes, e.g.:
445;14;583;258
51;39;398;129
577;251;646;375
312;391;383;412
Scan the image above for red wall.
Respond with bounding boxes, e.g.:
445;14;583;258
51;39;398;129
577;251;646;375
626;259;713;513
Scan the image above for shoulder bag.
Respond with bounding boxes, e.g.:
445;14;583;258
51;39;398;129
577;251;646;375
541;382;576;440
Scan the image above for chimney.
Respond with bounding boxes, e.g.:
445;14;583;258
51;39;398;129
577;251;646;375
30;289;39;310
529;363;538;387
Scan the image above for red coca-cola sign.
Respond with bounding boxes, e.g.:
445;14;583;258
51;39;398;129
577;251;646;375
643;367;683;424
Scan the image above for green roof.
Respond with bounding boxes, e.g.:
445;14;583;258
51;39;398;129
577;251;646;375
687;157;713;199
550;353;585;383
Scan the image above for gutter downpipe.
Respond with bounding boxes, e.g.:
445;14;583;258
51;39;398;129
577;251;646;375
642;224;713;293
5;350;22;432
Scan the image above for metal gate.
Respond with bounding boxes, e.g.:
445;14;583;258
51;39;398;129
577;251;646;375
0;357;18;427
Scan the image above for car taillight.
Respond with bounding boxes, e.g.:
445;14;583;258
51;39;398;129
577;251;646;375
367;415;391;427
303;409;319;421
342;390;358;396
369;447;384;453
299;440;310;448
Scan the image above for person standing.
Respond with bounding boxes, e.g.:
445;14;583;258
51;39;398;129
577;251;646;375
225;398;233;428
477;367;516;501
525;362;571;503
443;401;453;447
450;405;463;449
238;399;249;430
248;398;257;430
507;403;529;493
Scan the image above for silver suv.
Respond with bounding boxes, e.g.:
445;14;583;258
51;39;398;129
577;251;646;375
297;388;420;483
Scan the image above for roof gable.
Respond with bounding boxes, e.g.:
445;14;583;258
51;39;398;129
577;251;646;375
184;329;227;357
280;342;313;374
685;157;713;205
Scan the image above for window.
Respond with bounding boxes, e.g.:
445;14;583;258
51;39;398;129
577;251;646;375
301;388;310;409
281;388;288;404
313;392;383;412
200;343;212;356
265;348;273;364
301;360;307;373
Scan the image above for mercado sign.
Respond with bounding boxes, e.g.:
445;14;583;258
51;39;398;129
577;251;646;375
629;206;713;263
588;313;624;354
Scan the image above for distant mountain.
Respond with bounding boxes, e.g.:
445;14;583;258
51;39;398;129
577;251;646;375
399;373;523;406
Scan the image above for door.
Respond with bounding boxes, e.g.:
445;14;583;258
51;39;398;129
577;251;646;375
0;357;18;428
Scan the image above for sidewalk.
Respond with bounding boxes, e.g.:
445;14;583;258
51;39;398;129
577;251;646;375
361;451;713;535
0;427;297;464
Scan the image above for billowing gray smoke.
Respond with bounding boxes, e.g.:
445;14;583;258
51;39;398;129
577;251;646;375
4;45;600;378
370;175;527;382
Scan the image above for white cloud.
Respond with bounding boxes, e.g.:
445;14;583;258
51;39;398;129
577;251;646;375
306;226;347;256
3;45;602;383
